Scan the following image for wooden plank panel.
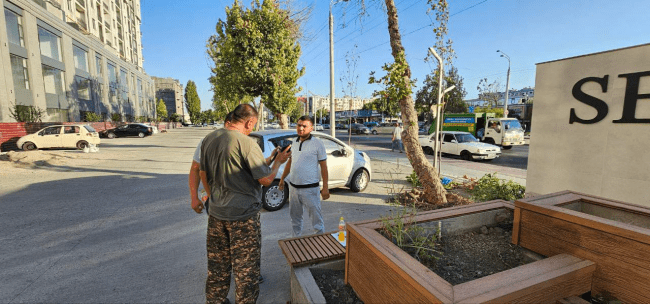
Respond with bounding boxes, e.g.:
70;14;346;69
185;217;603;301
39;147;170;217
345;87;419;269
519;226;650;302
458;259;595;303
454;254;583;299
287;240;307;264
313;235;335;257
296;238;317;261
319;236;340;258
346;227;445;303
347;224;452;302
512;207;522;245
303;237;325;260
556;296;590;304
520;210;650;269
591;278;650;304
278;240;297;265
322;234;345;255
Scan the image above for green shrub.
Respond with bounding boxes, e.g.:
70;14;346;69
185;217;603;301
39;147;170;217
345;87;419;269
406;170;421;188
9;103;44;122
468;173;525;201
380;206;439;262
111;113;122;122
84;112;101;122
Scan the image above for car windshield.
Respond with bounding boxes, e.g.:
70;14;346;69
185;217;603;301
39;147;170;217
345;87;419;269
84;126;96;133
455;133;479;143
503;120;522;130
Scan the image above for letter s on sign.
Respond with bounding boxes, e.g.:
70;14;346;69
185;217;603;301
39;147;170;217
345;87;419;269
570;75;609;124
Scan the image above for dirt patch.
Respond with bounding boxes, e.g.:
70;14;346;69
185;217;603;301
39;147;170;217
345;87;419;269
311;268;363;304
0;149;106;176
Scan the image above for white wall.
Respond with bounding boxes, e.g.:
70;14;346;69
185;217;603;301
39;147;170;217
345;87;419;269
527;43;650;207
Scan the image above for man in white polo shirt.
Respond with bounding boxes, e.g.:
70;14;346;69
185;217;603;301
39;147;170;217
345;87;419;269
279;115;330;237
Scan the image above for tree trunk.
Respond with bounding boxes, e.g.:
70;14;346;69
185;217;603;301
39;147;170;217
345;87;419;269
256;102;265;131
279;114;290;129
384;0;447;204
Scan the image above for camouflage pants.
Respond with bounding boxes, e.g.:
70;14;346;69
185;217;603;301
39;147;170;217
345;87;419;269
206;214;261;304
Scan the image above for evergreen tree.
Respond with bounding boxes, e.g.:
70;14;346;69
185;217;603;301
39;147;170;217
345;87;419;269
156;99;168;122
185;80;201;124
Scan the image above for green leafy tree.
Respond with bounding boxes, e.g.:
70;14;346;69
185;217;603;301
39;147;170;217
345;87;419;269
415;66;467;120
156;99;168;122
185;80;202;124
346;0;452;204
207;0;305;129
169;113;181;122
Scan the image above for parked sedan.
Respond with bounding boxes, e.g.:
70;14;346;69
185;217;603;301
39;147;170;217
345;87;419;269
17;124;100;150
249;130;372;211
101;123;153;138
419;131;501;161
350;123;370;135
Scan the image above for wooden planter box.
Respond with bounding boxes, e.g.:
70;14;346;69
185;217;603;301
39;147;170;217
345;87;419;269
345;200;595;303
513;191;650;303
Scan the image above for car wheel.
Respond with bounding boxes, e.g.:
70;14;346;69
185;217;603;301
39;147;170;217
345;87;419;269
22;142;37;151
372;130;377;135
107;132;116;139
262;180;289;211
350;169;369;192
76;140;89;149
461;151;473;161
502;145;513;150
138;132;145;138
423;146;433;155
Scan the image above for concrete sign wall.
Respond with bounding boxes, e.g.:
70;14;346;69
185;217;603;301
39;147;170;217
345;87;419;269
527;43;650;207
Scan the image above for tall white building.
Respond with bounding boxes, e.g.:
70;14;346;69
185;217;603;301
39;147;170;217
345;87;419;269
0;0;154;122
308;95;376;113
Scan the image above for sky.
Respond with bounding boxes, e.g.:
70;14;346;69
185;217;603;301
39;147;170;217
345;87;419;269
141;0;650;111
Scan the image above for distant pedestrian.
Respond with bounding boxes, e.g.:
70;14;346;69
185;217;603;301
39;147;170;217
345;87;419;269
391;123;403;153
198;104;290;304
279;115;329;237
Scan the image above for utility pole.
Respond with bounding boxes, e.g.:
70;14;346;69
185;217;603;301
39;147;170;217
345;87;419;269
497;50;511;118
330;0;348;137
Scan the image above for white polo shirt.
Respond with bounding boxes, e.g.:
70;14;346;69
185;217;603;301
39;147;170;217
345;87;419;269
288;134;327;188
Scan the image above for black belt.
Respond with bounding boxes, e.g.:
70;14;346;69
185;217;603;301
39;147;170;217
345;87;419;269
289;182;320;189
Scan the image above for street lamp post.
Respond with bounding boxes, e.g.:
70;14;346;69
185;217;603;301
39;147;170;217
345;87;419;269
497;50;510;118
329;0;348;137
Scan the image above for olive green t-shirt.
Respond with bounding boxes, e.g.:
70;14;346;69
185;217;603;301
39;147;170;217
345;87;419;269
200;129;271;221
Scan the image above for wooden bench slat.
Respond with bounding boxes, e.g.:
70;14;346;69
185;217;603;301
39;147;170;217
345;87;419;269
305;237;327;259
320;235;342;256
278;241;297;264
297;238;317;261
323;234;345;254
288;240;307;263
315;235;336;256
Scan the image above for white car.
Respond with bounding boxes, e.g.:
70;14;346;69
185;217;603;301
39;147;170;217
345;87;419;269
314;124;324;131
419;131;500;161
249;130;372;211
17;124;101;151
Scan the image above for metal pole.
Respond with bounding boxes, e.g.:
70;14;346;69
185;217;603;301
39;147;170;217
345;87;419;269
329;4;336;138
497;50;511;118
428;48;443;170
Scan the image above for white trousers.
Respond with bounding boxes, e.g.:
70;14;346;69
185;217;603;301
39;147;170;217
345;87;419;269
289;185;324;237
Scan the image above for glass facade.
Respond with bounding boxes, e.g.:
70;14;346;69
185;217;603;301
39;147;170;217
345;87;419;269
10;54;30;90
95;56;102;75
38;27;62;61
5;8;24;47
73;45;89;72
42;65;66;96
75;76;91;100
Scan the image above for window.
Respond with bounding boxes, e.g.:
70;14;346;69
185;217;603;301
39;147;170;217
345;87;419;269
42;126;62;135
10;55;30;90
320;138;343;154
107;62;117;85
73;45;88;72
5;8;24;47
64;126;80;133
38;27;62;61
75;76;91;100
443;134;455;142
95;56;102;75
42;65;65;96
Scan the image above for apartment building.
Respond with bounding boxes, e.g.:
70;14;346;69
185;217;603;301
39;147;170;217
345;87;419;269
308;95;375;113
0;0;154;122
153;76;187;122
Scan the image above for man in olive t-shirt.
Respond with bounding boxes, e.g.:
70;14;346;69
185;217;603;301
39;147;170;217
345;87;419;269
199;104;290;304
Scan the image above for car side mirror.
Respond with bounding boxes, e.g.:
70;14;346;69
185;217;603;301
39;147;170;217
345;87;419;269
451;139;457;143
505;125;509;130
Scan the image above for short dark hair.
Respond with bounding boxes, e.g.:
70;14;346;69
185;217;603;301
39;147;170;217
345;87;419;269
224;112;234;123
231;104;258;123
298;115;314;126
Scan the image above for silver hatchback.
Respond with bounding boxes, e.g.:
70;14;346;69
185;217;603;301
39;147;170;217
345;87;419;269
249;130;372;211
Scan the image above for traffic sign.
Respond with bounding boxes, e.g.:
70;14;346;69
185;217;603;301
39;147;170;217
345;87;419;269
468;106;474;113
